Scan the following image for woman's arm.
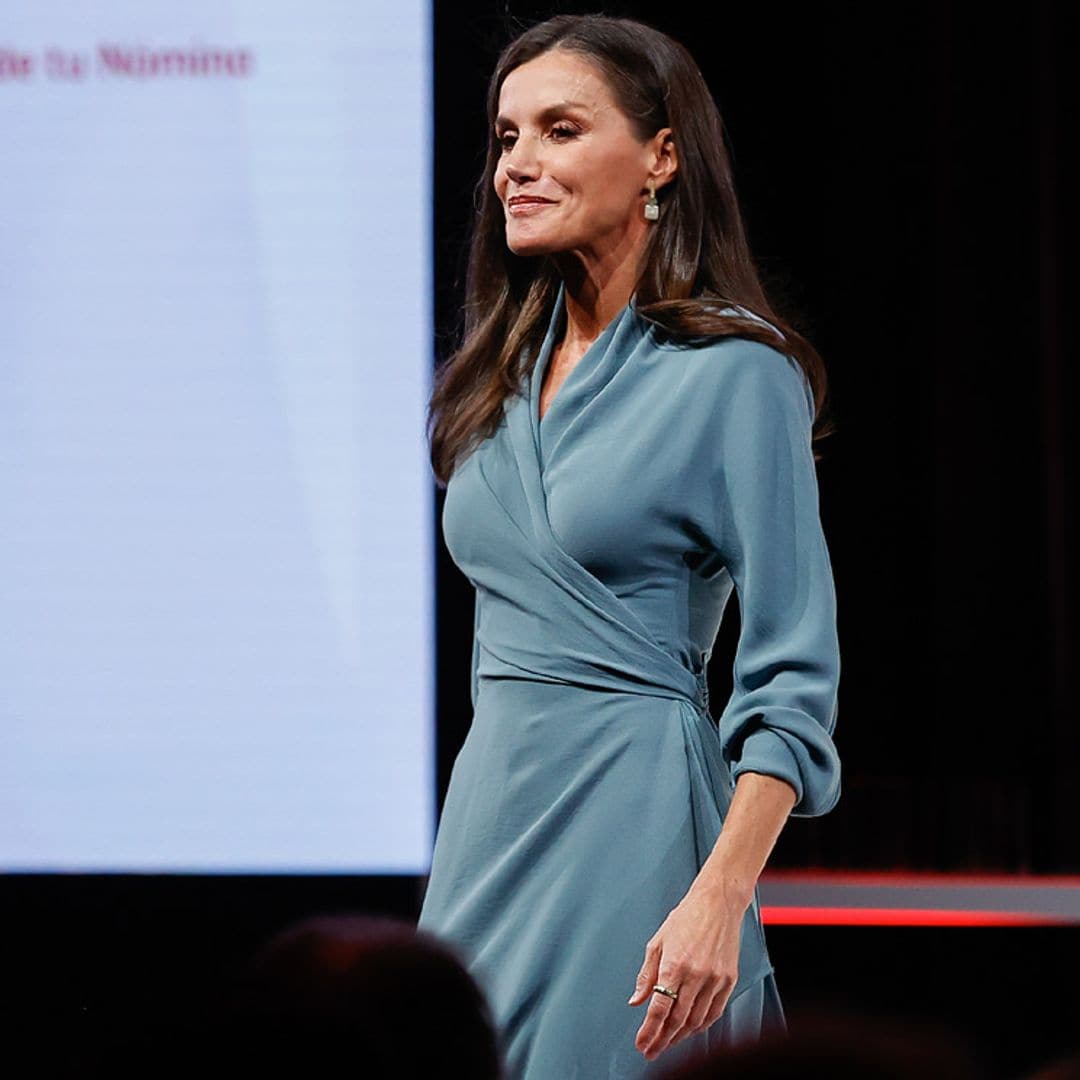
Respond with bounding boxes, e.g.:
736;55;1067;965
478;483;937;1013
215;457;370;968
692;771;798;909
629;770;797;1061
631;344;841;1062
711;343;842;819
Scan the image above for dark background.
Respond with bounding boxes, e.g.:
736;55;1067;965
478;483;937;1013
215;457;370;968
5;3;1076;1076
433;0;1077;877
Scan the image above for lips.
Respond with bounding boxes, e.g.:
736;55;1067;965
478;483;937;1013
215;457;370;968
508;196;554;206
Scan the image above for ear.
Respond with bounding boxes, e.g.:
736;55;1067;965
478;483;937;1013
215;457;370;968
648;126;678;191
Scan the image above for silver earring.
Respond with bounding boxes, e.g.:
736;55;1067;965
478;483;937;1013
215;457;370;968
644;185;659;221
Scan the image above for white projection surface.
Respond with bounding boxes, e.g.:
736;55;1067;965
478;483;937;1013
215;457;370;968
0;2;434;872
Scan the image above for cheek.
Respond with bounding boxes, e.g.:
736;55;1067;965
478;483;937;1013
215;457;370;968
579;165;636;219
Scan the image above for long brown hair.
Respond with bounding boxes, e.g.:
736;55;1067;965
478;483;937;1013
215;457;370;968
427;13;836;486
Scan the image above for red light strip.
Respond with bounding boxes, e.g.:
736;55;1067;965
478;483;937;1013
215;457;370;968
761;870;1080;887
761;906;1073;927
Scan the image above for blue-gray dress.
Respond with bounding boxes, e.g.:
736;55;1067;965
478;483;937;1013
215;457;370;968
417;281;842;1079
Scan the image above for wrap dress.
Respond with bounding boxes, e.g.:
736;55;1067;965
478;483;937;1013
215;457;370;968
417;281;842;1079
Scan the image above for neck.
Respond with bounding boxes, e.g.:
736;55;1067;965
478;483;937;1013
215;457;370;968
551;236;646;349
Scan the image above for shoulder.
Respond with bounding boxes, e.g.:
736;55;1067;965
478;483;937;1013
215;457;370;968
656;331;814;426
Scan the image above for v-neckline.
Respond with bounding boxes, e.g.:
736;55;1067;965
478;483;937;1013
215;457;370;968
532;283;633;432
538;338;576;424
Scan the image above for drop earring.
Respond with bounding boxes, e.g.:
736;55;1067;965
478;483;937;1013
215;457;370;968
644;182;659;221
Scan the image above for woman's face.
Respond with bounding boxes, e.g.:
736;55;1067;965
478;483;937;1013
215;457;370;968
493;49;671;264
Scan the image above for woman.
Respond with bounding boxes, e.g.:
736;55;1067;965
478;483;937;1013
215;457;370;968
419;14;842;1079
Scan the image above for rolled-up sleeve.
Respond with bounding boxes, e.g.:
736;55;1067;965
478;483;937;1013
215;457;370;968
710;343;842;818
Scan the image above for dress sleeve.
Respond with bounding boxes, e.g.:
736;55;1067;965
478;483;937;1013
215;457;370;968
710;345;841;818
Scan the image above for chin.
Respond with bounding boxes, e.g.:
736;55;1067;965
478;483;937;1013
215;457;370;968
505;235;559;257
505;220;571;252
508;246;557;258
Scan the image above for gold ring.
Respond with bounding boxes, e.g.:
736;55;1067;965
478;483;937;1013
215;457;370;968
652;983;679;1000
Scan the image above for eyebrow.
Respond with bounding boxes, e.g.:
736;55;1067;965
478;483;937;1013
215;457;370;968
494;100;591;130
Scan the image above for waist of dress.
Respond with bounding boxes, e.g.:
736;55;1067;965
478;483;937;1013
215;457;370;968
476;646;712;717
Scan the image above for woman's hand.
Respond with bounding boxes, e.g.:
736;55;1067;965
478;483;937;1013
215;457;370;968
627;878;750;1061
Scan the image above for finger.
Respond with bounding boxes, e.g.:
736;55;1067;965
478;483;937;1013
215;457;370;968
701;981;736;1030
682;976;720;1035
627;938;661;1006
656;976;724;1054
704;984;738;1023
635;990;677;1058
636;962;691;1056
644;978;704;1056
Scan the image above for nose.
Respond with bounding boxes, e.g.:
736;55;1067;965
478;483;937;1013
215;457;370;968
502;135;540;183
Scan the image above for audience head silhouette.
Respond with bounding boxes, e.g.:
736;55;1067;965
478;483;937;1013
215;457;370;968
658;1006;987;1079
91;912;503;1079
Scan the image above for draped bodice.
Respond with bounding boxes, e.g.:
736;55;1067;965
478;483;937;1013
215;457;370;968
442;279;841;822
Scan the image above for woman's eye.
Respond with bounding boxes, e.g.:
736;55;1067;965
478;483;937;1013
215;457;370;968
496;126;578;151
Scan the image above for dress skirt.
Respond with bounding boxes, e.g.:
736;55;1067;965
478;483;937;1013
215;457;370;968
418;676;787;1080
